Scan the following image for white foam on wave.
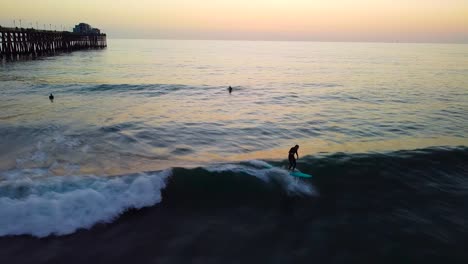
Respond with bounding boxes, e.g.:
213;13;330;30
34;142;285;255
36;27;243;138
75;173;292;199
246;159;274;169
206;160;317;196
0;169;171;237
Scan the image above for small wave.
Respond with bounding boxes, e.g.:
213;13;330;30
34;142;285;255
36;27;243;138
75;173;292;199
301;82;343;88
76;83;189;96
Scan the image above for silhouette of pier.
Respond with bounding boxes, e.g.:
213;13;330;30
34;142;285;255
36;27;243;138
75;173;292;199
0;26;107;60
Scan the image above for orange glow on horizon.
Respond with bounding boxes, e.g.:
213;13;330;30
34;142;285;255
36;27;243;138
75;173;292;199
1;0;467;42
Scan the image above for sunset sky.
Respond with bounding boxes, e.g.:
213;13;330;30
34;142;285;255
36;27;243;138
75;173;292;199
1;0;467;42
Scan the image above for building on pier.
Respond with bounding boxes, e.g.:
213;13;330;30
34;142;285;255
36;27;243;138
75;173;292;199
73;23;101;34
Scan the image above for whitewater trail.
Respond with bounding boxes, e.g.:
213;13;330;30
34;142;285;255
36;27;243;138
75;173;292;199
0;160;316;237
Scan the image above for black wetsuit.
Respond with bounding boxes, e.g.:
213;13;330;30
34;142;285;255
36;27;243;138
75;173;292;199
288;147;297;170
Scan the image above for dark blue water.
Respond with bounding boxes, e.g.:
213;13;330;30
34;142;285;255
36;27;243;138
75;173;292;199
0;40;467;263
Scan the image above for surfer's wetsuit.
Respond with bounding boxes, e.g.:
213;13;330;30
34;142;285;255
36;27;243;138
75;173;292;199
288;146;298;171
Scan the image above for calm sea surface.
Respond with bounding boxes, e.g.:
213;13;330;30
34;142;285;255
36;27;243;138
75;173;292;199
1;40;467;175
0;40;467;260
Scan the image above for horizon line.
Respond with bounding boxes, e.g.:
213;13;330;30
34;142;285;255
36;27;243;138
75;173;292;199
107;37;468;45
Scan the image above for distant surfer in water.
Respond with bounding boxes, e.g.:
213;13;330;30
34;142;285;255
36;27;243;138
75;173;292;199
288;145;299;171
49;93;54;102
228;86;233;94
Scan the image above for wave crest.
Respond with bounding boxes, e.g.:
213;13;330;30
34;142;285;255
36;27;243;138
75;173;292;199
0;170;171;237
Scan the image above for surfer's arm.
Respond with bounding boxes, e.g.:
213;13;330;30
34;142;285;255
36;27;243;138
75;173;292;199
296;152;299;159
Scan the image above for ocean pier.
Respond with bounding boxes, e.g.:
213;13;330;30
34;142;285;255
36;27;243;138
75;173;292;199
0;23;106;60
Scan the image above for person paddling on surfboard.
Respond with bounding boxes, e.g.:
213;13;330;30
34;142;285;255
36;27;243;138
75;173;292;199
288;145;299;171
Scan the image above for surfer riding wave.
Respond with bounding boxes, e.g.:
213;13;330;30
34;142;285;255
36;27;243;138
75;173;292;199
288;145;299;171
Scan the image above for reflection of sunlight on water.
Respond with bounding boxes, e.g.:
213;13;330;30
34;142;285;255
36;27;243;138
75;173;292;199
0;40;467;176
180;136;468;165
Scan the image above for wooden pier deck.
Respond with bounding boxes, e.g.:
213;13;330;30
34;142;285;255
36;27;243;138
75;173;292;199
0;26;107;60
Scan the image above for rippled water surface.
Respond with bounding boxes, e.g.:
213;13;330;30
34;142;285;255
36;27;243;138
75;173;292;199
1;40;467;175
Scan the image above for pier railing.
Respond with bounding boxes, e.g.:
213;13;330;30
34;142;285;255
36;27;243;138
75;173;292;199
0;26;107;59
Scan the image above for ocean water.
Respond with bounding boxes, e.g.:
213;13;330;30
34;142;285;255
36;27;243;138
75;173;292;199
0;40;467;263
